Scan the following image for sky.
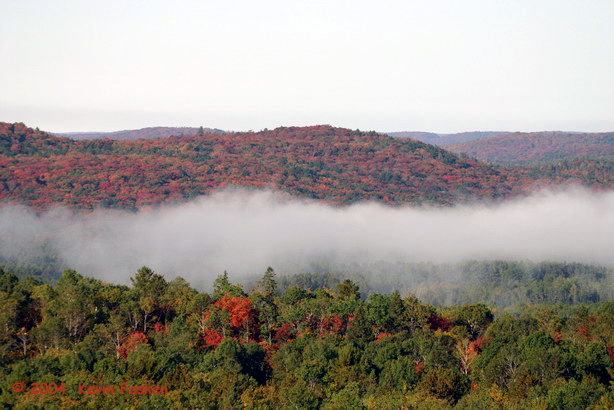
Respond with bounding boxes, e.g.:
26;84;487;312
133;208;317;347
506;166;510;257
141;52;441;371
1;0;613;133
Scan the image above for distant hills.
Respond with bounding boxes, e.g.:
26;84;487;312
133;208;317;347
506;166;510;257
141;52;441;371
52;127;614;167
2;122;613;210
447;131;614;164
386;131;508;146
0;122;531;210
55;126;224;140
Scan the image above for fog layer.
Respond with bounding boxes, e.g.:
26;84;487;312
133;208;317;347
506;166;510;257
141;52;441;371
1;187;613;287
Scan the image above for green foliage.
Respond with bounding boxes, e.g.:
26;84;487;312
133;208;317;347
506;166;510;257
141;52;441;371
420;368;470;403
0;266;612;408
546;377;607;410
277;260;614;311
336;279;360;301
213;271;246;300
451;304;494;339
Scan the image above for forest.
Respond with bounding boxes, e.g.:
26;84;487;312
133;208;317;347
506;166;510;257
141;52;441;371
274;260;614;311
2;122;614;211
2;123;614;408
55;126;225;141
447;132;614;165
0;266;613;408
4;0;614;408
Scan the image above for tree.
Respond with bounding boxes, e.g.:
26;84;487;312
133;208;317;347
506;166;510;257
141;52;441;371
401;294;430;334
213;271;246;300
324;381;365;409
162;276;196;319
337;279;360;301
346;306;373;347
420;368;469;404
100;311;131;358
387;291;405;332
0;291;18;361
455;337;478;375
546;377;607;410
52;270;96;344
253;267;279;344
15;327;29;357
255;267;278;299
202;295;258;346
32;316;66;351
130;266;167;332
452;304;494;339
131;266;166;300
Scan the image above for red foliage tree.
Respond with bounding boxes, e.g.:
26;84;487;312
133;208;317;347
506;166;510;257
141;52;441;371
201;295;259;348
117;331;149;358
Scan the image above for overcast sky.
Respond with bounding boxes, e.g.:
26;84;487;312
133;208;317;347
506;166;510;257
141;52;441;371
1;0;613;133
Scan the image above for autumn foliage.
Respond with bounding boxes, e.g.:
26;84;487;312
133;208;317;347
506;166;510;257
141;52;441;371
447;131;614;165
0;266;613;408
4;122;612;211
117;331;149;358
202;295;258;347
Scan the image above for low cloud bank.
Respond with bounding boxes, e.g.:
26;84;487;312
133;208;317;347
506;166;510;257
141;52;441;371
1;187;613;287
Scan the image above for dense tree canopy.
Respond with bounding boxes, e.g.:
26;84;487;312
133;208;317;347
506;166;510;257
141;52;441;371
447;131;614;165
0;266;613;408
2;122;614;407
2;122;613;211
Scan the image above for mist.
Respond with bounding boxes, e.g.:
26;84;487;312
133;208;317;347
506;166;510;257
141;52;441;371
1;187;613;288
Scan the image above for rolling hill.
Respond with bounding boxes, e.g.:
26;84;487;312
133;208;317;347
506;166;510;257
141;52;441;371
447;131;614;164
2;122;613;211
386;131;508;146
1;122;537;210
55;126;224;140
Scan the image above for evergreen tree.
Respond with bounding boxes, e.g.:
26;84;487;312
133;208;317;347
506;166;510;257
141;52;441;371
337;279;360;301
346;305;373;347
213;271;246;300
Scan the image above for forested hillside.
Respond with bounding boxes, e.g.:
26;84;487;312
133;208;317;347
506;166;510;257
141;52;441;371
447;132;614;165
3;122;614;408
525;158;614;187
55;126;224;140
0;267;613;408
0;122;539;210
386;131;508;146
3;122;614;211
275;260;614;310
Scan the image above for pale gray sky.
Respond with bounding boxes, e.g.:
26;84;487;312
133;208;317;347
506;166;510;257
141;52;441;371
1;0;613;133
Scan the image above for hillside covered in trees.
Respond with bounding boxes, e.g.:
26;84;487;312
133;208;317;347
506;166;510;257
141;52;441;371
447;132;614;165
55;126;225;141
2;122;613;211
275;260;614;311
386;131;508;146
0;266;613;408
0;122;527;210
